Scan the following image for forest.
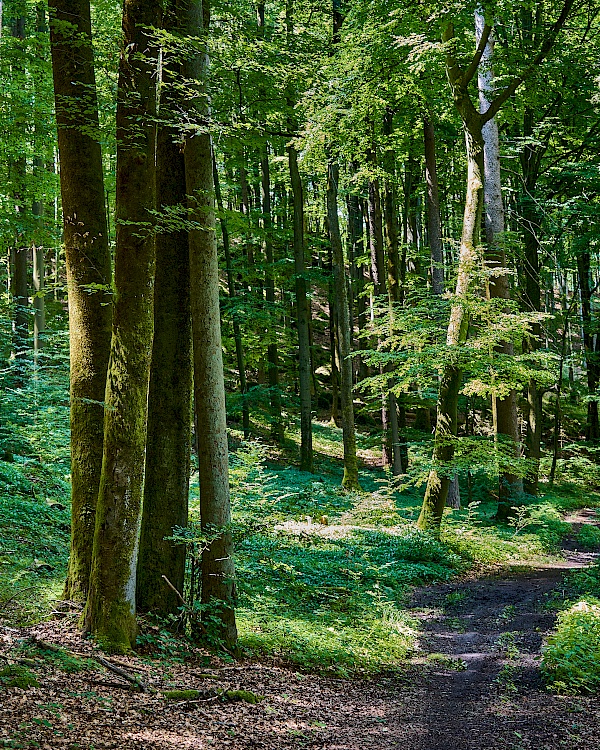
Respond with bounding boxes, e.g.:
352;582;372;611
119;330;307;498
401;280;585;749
1;0;600;747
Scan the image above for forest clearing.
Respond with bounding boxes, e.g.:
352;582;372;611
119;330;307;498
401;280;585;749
2;0;600;746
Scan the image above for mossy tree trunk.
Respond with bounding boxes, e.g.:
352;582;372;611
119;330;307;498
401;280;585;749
184;0;237;650
327;161;361;491
84;0;160;651
136;4;192;616
48;0;112;601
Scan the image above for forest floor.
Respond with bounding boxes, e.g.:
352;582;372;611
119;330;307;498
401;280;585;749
1;511;599;750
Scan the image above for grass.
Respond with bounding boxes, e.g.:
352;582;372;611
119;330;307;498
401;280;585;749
2;378;598;675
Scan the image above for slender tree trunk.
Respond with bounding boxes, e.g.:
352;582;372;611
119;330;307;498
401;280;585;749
424;116;444;295
327;161;361;490
475;11;521;520
260;143;284;442
136;16;192;616
418;123;485;534
577;249;600;441
289;142;313;471
11;13;28;384
49;0;112;601
184;0;237;649
383;109;405;476
84;0;159;651
367;146;391;466
32;4;46;359
213;153;250;436
520;105;543;494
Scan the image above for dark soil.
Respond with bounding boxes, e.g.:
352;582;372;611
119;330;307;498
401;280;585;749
1;526;600;750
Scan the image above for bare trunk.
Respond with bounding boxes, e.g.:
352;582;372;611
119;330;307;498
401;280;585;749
184;0;237;649
260;143;284;442
327;161;360;490
289;143;313;472
424;116;444;295
213;152;249;436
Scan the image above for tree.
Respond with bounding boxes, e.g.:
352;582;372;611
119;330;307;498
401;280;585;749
49;0;112;600
418;1;575;534
136;0;192;616
84;0;160;651
183;0;237;649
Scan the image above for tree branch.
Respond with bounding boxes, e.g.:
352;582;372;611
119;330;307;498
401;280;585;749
482;0;576;123
464;22;492;85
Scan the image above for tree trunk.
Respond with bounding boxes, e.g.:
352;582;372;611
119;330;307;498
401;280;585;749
367;146;391;467
327;160;361;490
260;143;284;442
184;0;237;649
49;0;112;601
520;105;543;494
475;10;521;520
289;143;313;472
84;0;159;651
418;123;485;534
136;14;192;616
424;116;444;295
214;152;250;436
577;250;600;441
382;109;405;476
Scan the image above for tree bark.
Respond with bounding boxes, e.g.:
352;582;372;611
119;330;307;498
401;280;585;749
84;0;159;651
136;12;192;616
327;161;361;490
49;0;112;601
184;0;237;649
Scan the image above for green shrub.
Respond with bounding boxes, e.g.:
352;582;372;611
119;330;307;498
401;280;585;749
576;524;600;551
542;598;600;693
0;665;39;690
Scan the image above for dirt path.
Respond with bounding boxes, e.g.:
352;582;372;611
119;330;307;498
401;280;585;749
1;531;599;750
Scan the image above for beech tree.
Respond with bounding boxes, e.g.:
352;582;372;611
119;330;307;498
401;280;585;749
418;0;575;534
49;0;112;600
84;0;160;651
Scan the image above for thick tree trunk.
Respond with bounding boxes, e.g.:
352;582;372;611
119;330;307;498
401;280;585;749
184;0;237;649
49;0;112;601
475;11;522;520
84;0;159;651
289;144;313;472
327;161;360;490
136;19;192;616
